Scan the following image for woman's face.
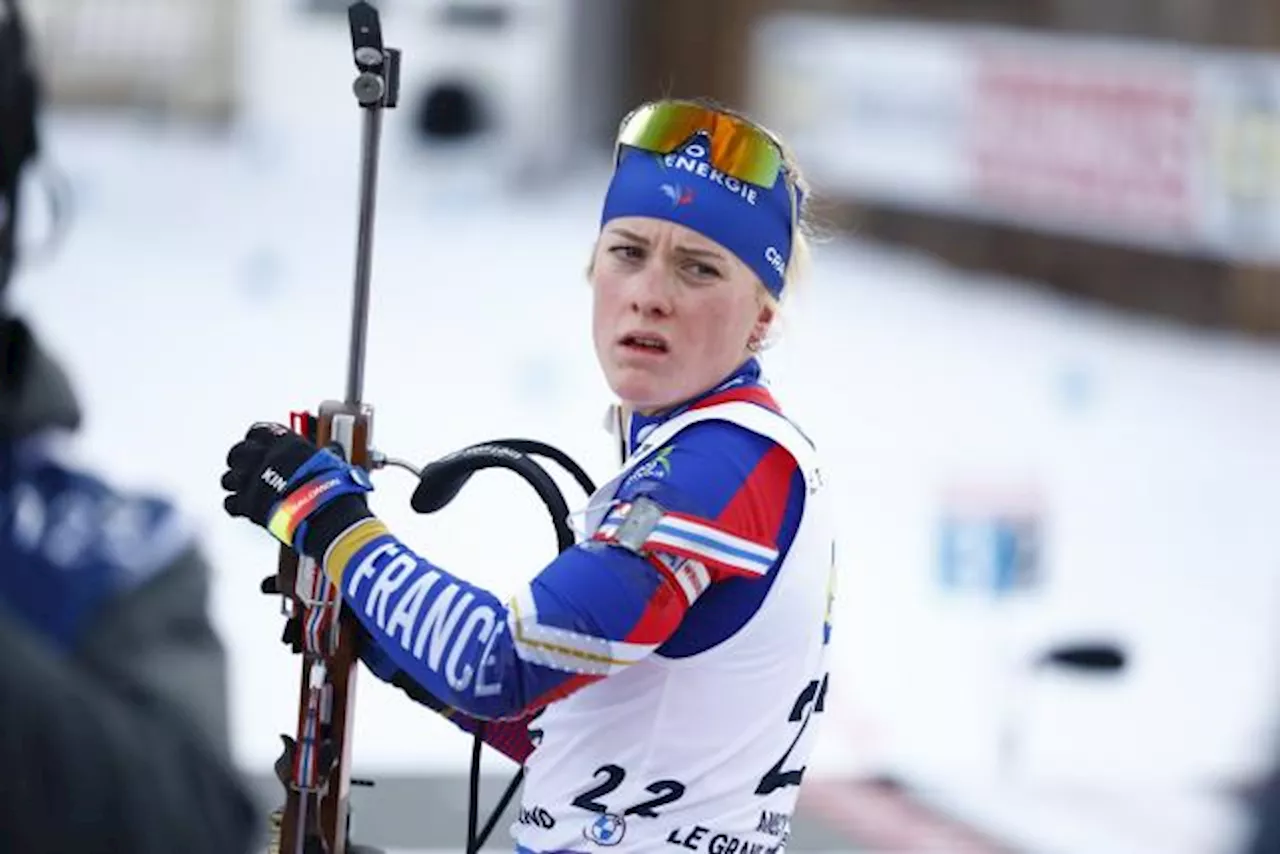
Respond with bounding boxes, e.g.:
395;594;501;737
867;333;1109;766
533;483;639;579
591;216;773;414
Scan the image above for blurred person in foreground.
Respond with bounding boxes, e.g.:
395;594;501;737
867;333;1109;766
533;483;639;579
0;1;257;851
220;98;835;853
1249;756;1280;853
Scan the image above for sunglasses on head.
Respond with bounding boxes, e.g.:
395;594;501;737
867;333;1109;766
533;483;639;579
614;100;794;187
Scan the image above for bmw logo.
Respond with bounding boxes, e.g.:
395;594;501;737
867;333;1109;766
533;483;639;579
583;812;626;846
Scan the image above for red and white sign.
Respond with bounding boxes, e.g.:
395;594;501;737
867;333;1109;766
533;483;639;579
747;16;1280;264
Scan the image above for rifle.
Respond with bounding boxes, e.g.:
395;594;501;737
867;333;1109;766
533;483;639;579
266;4;399;852
258;6;598;852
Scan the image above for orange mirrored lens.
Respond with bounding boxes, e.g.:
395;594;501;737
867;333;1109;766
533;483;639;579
616;101;784;188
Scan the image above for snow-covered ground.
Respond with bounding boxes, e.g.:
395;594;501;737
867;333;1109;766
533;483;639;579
8;6;1279;852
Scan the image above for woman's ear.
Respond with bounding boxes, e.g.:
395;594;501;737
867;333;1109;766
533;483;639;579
753;298;776;341
747;298;775;352
585;238;601;283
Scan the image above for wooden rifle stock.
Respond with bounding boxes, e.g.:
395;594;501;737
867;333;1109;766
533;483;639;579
271;405;372;854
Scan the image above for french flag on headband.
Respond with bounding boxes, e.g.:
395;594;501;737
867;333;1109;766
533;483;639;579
595;501;779;578
600;134;795;300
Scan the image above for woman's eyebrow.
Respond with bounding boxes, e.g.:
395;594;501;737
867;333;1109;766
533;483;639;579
605;227;726;261
607;227;650;245
674;245;726;260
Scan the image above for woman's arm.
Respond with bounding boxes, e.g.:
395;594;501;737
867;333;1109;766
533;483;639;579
319;421;806;720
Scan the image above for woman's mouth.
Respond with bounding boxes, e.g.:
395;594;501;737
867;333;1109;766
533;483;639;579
618;332;670;354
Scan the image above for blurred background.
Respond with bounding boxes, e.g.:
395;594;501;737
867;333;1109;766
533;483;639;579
6;0;1280;851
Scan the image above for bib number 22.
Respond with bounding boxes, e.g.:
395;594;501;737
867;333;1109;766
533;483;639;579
572;764;687;818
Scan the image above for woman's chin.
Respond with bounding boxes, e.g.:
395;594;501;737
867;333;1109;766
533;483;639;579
608;370;681;414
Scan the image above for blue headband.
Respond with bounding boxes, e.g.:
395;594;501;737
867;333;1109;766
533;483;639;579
599;136;796;299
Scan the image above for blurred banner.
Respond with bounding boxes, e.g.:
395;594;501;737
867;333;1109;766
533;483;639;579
748;14;1280;266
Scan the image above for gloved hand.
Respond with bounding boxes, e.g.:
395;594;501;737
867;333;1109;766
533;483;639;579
220;422;374;560
232;425;447;713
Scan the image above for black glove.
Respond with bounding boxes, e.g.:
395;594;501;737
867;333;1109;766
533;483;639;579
220;422;374;559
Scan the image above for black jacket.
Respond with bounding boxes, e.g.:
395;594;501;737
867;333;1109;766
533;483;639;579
1250;762;1280;854
0;318;259;853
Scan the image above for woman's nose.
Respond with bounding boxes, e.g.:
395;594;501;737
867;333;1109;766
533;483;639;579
629;264;674;317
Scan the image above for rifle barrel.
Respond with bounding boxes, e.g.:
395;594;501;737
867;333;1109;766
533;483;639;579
346;93;384;407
